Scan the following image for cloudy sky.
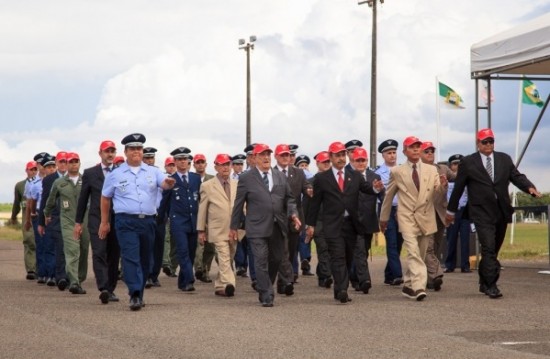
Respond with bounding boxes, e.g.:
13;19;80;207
1;0;550;202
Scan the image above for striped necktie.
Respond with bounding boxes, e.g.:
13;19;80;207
486;157;493;181
262;172;269;189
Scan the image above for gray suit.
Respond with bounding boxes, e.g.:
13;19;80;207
230;167;298;303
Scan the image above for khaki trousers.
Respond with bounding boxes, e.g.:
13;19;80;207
213;240;237;291
402;232;429;291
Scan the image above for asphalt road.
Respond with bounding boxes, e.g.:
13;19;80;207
1;238;550;359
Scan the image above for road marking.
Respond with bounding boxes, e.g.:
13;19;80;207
499;341;541;346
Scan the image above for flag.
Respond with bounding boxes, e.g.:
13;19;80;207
522;79;544;108
438;82;465;109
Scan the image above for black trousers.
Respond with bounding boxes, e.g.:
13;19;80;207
474;211;507;288
326;218;358;294
90;228;120;293
350;233;373;285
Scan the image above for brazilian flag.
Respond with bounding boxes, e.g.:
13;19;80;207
522;79;544;108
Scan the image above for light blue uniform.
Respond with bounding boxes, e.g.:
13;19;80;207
102;162;167;300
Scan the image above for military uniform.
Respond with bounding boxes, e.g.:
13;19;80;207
44;164;89;293
12;175;37;277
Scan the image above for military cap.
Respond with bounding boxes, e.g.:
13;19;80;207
231;154;246;164
243;143;257;155
39;154;56;167
170;147;192;159
294;155;310;166
448;154;464;164
345;139;363;151
377;139;398;153
143;147;157;158
121;133;146;147
33;152;50;162
289;144;299;154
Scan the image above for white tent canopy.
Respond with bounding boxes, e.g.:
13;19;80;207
471;12;550;78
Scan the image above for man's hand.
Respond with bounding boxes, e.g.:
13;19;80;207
528;187;542;198
305;226;315;243
445;213;455;227
98;222;110;240
38;225;45;237
372;179;384;192
24;220;32;231
163;177;176;189
379;220;388;232
439;175;448;188
198;231;207;245
45;217;51;226
74;223;83;241
291;215;301;231
228;229;239;241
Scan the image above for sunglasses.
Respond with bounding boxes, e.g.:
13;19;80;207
481;139;495;145
423;149;434;154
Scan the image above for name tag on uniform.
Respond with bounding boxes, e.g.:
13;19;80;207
63;201;69;208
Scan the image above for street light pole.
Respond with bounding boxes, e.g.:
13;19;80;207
239;36;256;147
358;0;383;168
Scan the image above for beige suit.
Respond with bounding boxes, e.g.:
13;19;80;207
380;161;445;291
197;176;238;291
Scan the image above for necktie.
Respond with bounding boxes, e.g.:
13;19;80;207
486;157;493;181
337;170;344;192
182;174;188;187
282;169;287;177
223;181;230;199
412;164;420;191
262;172;269;189
103;166;111;174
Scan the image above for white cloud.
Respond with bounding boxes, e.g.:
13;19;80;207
1;0;549;202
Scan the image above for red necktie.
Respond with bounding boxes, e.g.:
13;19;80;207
337;170;344;192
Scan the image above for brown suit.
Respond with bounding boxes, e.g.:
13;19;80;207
197;176;238;290
380;161;446;291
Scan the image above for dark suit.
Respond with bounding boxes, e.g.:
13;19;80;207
230;168;298;303
351;168;383;286
158;171;201;289
39;172;63;280
273;165;309;286
306;167;376;295
76;164;120;294
448;151;535;288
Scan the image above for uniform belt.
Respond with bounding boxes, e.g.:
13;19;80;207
118;213;156;219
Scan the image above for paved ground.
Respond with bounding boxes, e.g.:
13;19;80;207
1;238;550;359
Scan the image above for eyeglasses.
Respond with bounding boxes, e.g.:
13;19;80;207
481;139;494;145
69;160;80;164
423;149;434;154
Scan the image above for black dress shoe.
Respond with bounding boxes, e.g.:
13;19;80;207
69;285;87;295
57;279;68;291
390;277;403;286
485;286;503;299
236;267;246;276
109;292;120;302
284;283;294;296
37;277;46;284
262;300;274;307
251;280;258;291
152;280;161;287
444;268;454;273
162;266;173;277
129;296;142;311
199;276;212;283
336;290;351;303
302;270;314;276
359;281;372;294
323;278;333;289
145;279;153;289
432;276;443;291
26;272;36;280
180;284;196;292
479;283;488;294
461;268;472;273
46;277;56;287
99;290;110;304
300;259;311;272
224;284;235;297
195;270;203;281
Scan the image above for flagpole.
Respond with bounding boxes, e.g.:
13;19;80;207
435;76;441;162
510;78;523;245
